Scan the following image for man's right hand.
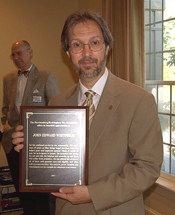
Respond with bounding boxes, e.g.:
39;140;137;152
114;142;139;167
12;125;24;152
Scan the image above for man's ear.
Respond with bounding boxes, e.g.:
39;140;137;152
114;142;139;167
105;45;109;56
66;51;70;58
30;49;33;59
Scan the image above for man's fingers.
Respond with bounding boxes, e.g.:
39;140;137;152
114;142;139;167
14;144;24;152
12;125;24;152
12;137;24;145
59;187;74;194
12;131;24;138
15;125;24;132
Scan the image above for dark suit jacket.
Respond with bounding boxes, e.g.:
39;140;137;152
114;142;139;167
49;71;163;215
1;64;60;154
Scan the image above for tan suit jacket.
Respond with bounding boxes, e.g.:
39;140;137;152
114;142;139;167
49;71;163;215
1;64;60;154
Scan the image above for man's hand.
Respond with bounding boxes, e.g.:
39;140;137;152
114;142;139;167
12;125;24;152
52;185;92;205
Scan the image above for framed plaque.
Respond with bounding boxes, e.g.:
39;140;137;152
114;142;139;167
19;106;89;192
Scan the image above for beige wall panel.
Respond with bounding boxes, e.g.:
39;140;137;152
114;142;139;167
78;0;102;14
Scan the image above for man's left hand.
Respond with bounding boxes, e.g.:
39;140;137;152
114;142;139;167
52;185;92;204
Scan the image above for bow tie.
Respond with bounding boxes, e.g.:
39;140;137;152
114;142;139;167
18;70;30;77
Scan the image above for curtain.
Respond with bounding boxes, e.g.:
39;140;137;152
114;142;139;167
102;0;145;88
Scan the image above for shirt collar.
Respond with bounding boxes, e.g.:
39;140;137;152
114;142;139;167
18;64;33;72
79;67;109;100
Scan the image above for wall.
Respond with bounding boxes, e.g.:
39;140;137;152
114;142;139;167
0;0;102;166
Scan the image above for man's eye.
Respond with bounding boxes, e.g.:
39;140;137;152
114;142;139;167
73;42;82;48
91;40;100;46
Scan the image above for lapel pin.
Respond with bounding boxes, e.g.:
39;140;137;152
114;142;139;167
108;105;113;110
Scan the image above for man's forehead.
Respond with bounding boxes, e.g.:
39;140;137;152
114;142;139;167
69;20;103;39
71;20;100;31
11;44;25;52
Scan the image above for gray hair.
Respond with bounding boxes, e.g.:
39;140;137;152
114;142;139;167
22;40;31;49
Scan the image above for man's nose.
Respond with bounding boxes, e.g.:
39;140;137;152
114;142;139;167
82;44;92;56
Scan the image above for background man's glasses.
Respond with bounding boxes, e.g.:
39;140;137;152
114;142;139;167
10;49;29;59
69;40;105;54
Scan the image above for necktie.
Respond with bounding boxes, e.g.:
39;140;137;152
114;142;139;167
18;70;29;77
83;90;96;127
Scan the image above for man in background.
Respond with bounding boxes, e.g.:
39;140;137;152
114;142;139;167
13;12;163;215
1;40;60;215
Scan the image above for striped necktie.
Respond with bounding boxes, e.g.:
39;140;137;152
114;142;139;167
83;90;96;128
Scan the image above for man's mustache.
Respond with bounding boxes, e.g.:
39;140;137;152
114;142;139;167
78;57;98;64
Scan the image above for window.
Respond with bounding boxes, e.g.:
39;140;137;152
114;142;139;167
145;0;175;178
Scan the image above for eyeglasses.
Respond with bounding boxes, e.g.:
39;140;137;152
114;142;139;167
69;39;105;54
10;49;29;59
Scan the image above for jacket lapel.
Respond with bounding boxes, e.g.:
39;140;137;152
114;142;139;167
64;84;80;106
22;65;38;104
11;72;18;112
89;73;121;157
62;74;121;158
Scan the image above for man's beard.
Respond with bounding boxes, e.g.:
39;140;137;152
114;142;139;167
71;52;107;78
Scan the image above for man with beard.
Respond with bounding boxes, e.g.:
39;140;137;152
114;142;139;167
12;11;163;215
2;40;59;215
